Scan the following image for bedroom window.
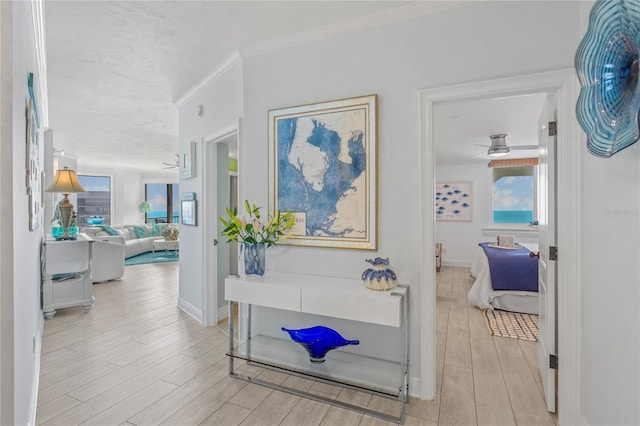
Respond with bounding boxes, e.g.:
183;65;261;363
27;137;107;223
492;165;536;224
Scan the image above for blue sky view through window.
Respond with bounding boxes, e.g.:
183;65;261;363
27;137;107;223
493;175;533;223
78;175;110;192
146;183;179;223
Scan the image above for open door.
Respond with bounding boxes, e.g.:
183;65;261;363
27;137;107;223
537;95;557;412
202;124;239;327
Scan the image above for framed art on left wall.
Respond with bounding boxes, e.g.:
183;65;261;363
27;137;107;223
26;82;41;231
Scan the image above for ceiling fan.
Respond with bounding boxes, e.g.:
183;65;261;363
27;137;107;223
162;154;179;169
474;134;537;158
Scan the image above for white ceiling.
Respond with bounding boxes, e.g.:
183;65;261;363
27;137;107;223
434;93;548;165
44;1;417;175
45;1;532;175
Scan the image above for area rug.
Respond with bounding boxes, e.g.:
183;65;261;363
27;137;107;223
125;251;178;266
482;309;539;342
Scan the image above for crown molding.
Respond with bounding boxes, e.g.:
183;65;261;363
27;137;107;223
174;50;242;108
239;1;477;59
174;1;480;108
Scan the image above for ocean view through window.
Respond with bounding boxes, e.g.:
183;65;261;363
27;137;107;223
145;183;179;223
492;166;535;224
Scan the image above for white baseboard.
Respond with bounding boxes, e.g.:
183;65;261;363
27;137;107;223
409;376;424;399
217;305;228;322
442;259;472;268
177;297;202;324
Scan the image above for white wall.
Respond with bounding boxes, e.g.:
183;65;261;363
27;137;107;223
179;1;582;392
0;2;14;422
3;1;44;424
436;163;492;266
178;60;243;319
582;144;640;424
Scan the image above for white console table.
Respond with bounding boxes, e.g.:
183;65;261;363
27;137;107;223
225;272;409;424
41;234;94;319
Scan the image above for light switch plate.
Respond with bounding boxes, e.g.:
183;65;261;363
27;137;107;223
179;141;196;179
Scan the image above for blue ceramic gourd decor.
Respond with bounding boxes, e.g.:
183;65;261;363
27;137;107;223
361;257;397;291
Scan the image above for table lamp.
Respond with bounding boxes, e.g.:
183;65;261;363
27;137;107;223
46;166;86;240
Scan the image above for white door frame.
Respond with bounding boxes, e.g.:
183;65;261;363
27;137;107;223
419;69;584;424
202;118;241;327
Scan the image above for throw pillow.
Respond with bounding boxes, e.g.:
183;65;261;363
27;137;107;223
133;226;150;238
151;224;165;237
97;225;119;236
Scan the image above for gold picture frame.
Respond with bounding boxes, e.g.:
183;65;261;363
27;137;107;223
268;94;377;250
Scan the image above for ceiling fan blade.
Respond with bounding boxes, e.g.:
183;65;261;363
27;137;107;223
473;143;491;148
510;145;538;150
471;151;490;159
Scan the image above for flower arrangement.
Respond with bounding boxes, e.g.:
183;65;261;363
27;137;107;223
220;200;294;248
162;226;179;241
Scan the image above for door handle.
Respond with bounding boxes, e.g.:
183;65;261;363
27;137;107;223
529;251;540;259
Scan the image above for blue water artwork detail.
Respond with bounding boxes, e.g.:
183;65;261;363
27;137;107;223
435;182;472;221
276;114;366;238
493;210;533;224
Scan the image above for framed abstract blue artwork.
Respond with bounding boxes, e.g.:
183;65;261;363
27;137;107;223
435;181;472;222
268;95;377;250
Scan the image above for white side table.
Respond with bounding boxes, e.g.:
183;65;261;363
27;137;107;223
41;233;94;319
152;238;179;254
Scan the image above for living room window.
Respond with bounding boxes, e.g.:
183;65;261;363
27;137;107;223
145;183;179;223
77;175;112;226
492;165;536;224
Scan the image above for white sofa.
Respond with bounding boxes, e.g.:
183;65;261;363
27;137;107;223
81;224;178;259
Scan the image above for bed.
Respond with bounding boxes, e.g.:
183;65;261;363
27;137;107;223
468;242;539;314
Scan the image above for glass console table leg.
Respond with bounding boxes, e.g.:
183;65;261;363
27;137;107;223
228;301;235;375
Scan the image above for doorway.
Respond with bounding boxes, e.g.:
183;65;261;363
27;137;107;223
419;69;582;424
202;119;240;327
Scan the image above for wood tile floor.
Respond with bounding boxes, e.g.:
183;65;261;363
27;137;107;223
37;263;557;425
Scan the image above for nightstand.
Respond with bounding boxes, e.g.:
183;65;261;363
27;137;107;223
41;233;94;319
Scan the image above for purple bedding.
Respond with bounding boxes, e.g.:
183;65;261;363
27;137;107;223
479;243;538;292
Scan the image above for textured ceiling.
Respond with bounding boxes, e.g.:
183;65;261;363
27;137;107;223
45;1;415;175
46;1;523;174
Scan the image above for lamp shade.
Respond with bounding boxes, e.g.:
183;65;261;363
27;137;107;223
45;167;86;194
